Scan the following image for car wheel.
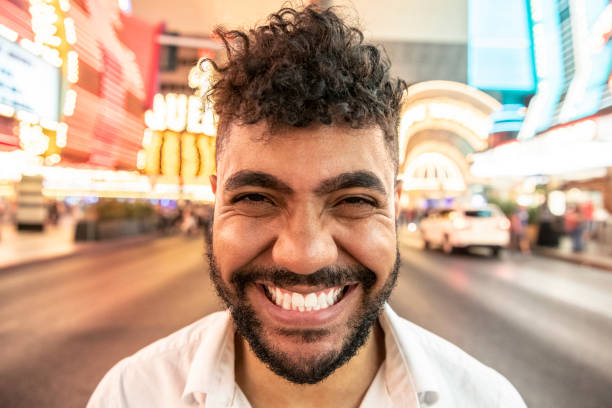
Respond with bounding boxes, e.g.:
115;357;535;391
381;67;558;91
491;247;501;258
442;235;454;255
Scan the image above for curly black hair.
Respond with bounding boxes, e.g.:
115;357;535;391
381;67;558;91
202;5;407;171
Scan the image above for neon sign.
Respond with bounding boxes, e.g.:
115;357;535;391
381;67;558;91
144;93;216;136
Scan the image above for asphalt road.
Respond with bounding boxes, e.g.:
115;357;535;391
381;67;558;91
1;232;611;407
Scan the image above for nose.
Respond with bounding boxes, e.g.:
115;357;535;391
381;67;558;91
271;205;338;275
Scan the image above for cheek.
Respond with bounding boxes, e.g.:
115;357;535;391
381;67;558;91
212;216;277;280
335;218;396;279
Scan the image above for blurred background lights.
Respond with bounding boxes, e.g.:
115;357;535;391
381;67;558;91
63;89;77;116
67;51;79;83
45;154;61;166
19;123;50;156
517;194;533;207
64;17;76;44
58;0;70;12
0;23;18;42
16;110;39;124
56;123;68;148
142;129;153;148
0;104;16;118
136;150;146;170
548;191;566;216
566;187;586;203
471;194;487;208
118;0;132;14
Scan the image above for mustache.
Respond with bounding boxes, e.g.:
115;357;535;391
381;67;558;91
230;264;377;296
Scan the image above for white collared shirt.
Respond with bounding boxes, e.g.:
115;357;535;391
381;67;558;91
87;304;526;407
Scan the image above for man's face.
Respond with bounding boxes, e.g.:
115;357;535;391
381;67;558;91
209;123;401;384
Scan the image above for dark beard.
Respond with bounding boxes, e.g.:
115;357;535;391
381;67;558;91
206;241;400;385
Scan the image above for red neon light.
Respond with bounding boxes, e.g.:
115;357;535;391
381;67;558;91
0;1;34;41
67;6;103;70
0;0;156;170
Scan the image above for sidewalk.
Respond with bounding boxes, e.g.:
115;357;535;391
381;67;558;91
0;217;159;271
534;237;612;272
0;217;85;270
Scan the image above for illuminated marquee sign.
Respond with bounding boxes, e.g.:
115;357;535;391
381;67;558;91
145;93;216;135
141;93;216;178
518;0;564;140
468;0;535;92
0;35;60;123
559;0;612;122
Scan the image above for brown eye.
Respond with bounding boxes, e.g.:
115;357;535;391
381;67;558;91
339;196;378;207
234;193;270;203
230;193;276;210
332;196;380;219
230;193;277;217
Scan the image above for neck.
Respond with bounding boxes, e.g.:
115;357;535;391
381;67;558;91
235;322;385;408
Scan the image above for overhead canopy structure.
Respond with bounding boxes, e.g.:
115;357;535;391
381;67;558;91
402;152;466;194
398;80;500;201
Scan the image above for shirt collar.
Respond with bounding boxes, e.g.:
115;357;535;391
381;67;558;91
182;311;237;407
380;303;441;406
181;306;442;407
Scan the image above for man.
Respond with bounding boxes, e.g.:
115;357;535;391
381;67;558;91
88;5;526;407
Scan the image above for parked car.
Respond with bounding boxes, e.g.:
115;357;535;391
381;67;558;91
419;205;511;256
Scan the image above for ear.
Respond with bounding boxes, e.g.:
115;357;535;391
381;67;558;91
210;174;218;194
394;179;403;219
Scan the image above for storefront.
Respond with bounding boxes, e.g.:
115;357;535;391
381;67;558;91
0;0;177;214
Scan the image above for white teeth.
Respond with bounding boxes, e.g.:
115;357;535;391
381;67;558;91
291;293;304;311
275;287;282;305
327;290;335;305
317;292;328;309
304;293;317;311
265;284;348;312
282;293;291;310
274;291;283;306
334;288;341;302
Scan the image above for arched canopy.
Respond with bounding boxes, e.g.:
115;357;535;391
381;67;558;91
398;80;501;175
402;152;466;193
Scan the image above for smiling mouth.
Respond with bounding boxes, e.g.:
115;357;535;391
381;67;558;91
260;284;354;312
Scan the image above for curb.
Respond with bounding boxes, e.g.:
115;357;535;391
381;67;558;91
0;233;162;272
534;247;612;272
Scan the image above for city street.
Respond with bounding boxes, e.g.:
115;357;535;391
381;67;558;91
1;232;612;408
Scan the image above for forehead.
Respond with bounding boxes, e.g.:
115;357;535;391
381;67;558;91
216;123;395;188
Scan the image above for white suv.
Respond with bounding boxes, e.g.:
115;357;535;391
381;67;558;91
419;205;511;256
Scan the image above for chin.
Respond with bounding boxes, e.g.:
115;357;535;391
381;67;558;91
208;249;401;384
236;289;377;385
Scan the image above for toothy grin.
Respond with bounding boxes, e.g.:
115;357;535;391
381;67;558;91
262;284;350;312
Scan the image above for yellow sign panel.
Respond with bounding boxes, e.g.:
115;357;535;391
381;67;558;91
143;130;216;177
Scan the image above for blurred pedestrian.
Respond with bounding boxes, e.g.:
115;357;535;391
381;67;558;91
48;201;59;225
581;200;594;238
511;206;530;255
565;205;585;253
536;202;559;247
180;207;198;236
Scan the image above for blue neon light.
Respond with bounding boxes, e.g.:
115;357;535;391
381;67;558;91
468;0;536;92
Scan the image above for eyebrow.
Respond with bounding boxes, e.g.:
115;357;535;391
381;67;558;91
314;171;387;196
224;170;293;194
223;169;386;196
